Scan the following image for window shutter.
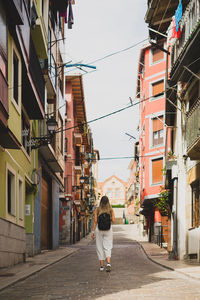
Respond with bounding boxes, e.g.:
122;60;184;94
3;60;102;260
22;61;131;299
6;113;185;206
152;48;164;63
153;117;163;132
152;80;164;97
152;158;163;184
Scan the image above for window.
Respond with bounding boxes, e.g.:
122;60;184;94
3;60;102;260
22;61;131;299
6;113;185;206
65;137;68;153
152;80;164;98
143;123;145;150
152;47;164;64
22;110;31;155
115;189;120;198
58;114;63;154
18;178;23;220
13;51;19;104
7;168;16;216
143;164;145;190
152;158;163;185
191;181;200;228
188;81;199;110
152;116;164;146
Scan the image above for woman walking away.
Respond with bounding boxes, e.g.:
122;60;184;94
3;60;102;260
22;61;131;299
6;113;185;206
91;196;115;272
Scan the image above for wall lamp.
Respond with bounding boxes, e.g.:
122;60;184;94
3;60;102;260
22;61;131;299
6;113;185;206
28;116;58;149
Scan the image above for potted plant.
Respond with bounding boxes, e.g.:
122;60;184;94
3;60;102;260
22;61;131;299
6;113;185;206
154;186;170;216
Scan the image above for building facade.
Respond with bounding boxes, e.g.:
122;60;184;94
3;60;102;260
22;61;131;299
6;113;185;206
98;175;127;223
60;75;98;245
145;0;200;260
0;0;71;267
137;41;170;245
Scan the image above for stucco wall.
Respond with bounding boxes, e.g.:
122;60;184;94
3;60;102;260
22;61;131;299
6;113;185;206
0;218;26;268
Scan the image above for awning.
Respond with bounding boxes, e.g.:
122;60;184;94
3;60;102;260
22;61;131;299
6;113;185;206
140;198;154;216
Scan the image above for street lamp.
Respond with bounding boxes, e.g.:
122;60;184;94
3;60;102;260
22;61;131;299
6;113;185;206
46;116;58;135
27;116;58;149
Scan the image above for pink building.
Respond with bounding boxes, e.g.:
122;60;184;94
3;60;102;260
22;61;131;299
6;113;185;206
60;75;95;244
137;42;169;243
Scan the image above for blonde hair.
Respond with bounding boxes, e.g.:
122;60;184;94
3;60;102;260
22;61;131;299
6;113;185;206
98;196;112;215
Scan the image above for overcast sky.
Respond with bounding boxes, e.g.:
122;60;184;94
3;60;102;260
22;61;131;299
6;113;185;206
65;0;148;182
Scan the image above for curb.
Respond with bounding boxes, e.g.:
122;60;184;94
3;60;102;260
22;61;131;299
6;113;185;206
138;242;174;271
0;235;93;293
138;242;200;281
0;249;78;293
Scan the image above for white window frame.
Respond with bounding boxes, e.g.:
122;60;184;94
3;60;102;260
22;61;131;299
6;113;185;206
18;175;24;222
11;41;22;115
6;164;16;221
149;113;165;149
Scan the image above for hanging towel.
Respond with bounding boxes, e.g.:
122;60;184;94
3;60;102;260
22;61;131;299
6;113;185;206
59;0;69;24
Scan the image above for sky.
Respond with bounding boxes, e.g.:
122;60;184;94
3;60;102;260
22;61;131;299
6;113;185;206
65;0;148;182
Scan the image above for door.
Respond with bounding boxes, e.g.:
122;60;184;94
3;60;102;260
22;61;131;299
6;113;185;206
41;173;52;250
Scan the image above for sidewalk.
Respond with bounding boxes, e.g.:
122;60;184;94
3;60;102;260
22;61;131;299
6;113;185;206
1;234;200;294
0;234;93;292
140;241;200;280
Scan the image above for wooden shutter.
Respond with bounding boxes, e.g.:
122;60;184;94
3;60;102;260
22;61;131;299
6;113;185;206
152;80;164;97
152;158;163;184
152;48;164;63
153;116;163;132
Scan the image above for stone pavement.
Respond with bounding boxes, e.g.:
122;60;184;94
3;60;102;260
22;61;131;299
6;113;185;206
0;234;92;292
140;241;200;281
0;224;200;295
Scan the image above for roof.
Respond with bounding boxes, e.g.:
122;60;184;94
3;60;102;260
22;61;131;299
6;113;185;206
145;0;190;40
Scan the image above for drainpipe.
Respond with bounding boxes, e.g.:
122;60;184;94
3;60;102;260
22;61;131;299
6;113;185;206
172;177;178;259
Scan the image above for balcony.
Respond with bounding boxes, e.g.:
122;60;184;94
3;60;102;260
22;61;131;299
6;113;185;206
74;132;82;146
31;15;48;59
4;0;24;25
171;0;200;78
22;38;45;119
38;119;63;173
186;99;200;159
74;165;82;175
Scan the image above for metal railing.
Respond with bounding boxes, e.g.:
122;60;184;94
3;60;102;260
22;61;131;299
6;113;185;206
29;38;45;108
186;98;200;151
171;0;200;68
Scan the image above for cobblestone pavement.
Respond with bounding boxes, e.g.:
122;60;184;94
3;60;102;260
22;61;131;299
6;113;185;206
1;225;200;300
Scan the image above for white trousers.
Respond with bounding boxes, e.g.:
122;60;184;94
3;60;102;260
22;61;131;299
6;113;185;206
95;227;113;260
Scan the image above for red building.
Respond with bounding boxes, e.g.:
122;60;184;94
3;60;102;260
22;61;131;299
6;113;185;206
137;42;170;245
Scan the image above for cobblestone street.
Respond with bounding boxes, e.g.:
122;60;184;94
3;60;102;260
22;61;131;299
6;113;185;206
1;225;200;300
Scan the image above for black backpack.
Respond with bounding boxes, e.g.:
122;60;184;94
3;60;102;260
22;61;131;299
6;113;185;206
98;212;111;231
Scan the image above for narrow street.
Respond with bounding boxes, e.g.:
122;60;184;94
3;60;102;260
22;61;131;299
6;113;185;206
0;225;200;300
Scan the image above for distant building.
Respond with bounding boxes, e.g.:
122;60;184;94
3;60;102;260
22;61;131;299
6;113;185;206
98;175;127;206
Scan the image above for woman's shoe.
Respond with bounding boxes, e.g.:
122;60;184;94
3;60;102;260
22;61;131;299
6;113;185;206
106;264;111;272
99;266;104;271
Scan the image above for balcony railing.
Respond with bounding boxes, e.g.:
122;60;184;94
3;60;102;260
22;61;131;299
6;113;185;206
29;38;45;108
171;0;200;68
186;98;200;159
